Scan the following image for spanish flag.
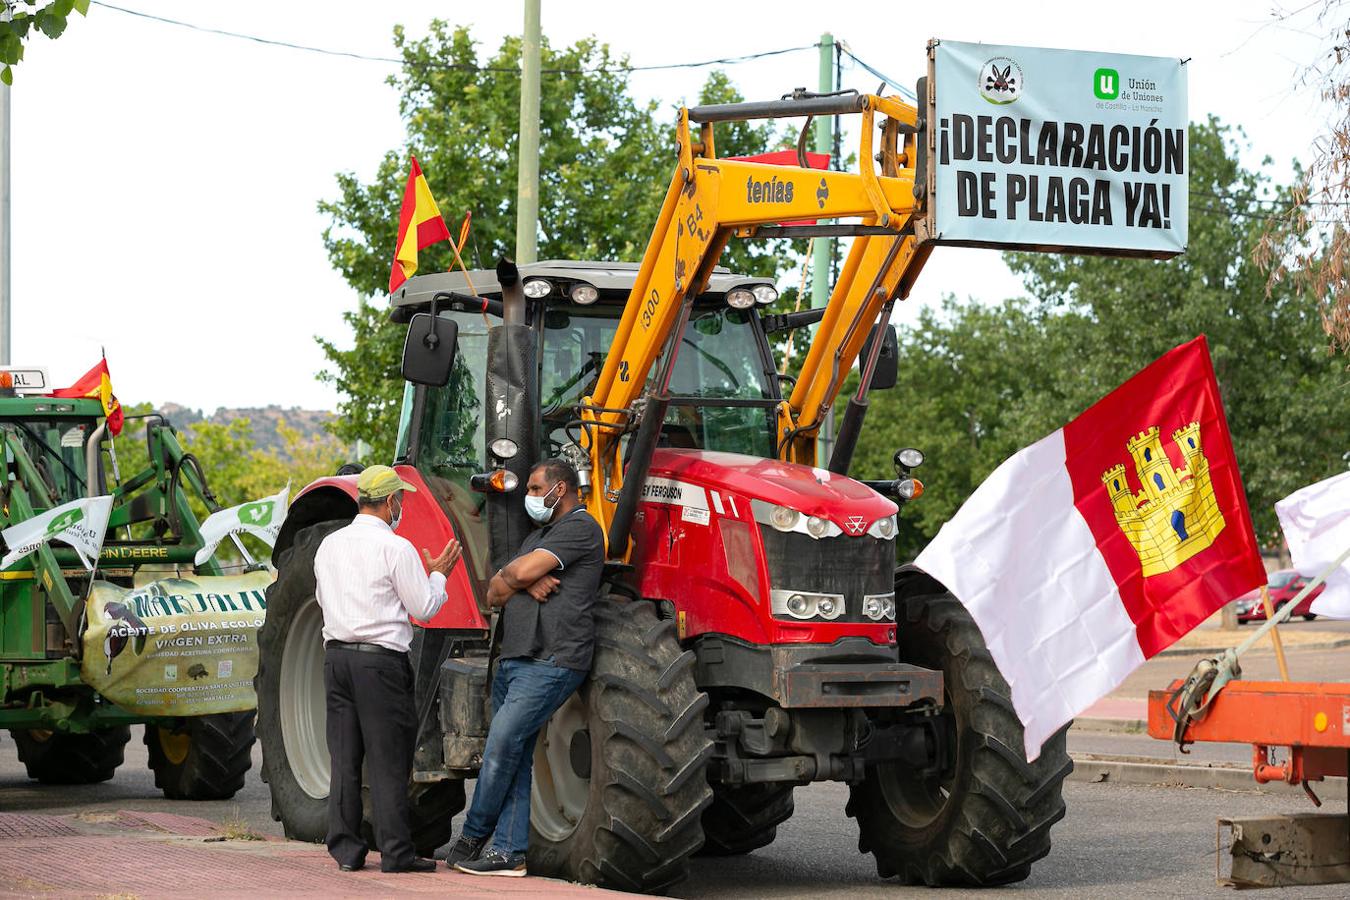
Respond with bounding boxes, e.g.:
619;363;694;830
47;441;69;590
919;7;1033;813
52;358;123;436
389;156;452;293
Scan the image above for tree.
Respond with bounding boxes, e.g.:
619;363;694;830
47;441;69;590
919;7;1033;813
318;24;791;460
853;119;1348;558
0;0;88;84
1252;2;1350;351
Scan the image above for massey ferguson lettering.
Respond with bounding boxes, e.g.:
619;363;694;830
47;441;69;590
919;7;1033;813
745;175;795;204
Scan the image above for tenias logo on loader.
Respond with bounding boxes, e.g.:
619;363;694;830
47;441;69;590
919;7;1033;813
979;56;1022;104
745;174;795;204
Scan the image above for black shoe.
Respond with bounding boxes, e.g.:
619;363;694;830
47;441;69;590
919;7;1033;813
382;857;436;873
444;833;488;868
454;847;527;877
338;861;365;872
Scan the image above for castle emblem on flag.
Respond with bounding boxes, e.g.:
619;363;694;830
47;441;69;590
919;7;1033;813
1101;422;1226;576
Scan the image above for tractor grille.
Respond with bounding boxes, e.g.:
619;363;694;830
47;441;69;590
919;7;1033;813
758;527;895;623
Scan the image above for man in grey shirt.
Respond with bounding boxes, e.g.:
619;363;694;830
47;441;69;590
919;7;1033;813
447;458;603;877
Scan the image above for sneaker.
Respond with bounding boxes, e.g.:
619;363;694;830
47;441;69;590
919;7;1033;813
454;847;527;877
443;833;487;868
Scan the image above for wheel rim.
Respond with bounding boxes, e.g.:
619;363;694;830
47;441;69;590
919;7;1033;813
531;691;590;842
279;596;329;799
157;727;191;766
877;707;959;829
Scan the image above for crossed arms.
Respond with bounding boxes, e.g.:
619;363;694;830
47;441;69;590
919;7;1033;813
486;549;561;607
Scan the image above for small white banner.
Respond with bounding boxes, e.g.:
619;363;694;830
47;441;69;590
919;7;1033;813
194;485;290;566
2;495;114;570
931;39;1188;257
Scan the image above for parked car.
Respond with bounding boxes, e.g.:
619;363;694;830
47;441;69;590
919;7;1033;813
1235;568;1324;622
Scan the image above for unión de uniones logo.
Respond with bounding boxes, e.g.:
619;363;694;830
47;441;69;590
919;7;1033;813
979;56;1022;105
45;507;84;536
1094;67;1120;100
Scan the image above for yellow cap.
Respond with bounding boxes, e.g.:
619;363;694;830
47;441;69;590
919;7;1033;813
356;465;418;499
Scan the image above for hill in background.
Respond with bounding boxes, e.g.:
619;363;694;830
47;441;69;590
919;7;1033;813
160;402;338;457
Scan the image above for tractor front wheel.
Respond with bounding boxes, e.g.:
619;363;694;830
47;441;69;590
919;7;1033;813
526;597;712;893
11;725;131;784
145;712;256;800
846;578;1072;886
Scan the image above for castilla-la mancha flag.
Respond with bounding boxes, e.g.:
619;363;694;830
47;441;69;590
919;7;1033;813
389;156;451;293
916;336;1266;760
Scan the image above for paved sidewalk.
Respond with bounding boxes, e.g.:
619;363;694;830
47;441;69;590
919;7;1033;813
0;810;631;898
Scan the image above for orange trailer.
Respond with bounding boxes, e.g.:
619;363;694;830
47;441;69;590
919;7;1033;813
1148;680;1350;886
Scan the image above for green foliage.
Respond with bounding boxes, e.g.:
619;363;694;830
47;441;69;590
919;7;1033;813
318;25;795;461
0;0;88;84
852;119;1349;556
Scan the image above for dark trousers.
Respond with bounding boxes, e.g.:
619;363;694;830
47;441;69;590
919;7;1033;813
324;644;417;870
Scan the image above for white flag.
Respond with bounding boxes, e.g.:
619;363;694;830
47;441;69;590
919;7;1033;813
194;485;289;566
1275;470;1350;619
2;495;114;570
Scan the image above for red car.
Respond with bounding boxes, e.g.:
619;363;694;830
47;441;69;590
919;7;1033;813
1235;568;1324;622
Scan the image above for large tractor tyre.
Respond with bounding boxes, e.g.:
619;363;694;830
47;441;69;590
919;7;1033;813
527;597;713;893
697;783;795;856
11;725;131;784
846;582;1072;886
145;712;256;800
361;780;467;858
255;520;465;851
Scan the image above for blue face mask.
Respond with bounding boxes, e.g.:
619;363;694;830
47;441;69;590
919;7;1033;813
525;482;563;525
388;494;403;530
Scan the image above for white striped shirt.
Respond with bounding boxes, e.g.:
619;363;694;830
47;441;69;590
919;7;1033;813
314;514;448;653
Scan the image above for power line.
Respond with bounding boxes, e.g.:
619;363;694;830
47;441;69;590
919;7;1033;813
89;2;816;74
835;41;918;102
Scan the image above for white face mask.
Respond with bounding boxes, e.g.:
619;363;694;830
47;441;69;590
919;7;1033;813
388;495;403;530
525;482;563;525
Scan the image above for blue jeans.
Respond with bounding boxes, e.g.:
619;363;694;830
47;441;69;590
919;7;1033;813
461;657;587;854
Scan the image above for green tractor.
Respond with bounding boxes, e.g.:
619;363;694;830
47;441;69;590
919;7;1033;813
0;379;257;798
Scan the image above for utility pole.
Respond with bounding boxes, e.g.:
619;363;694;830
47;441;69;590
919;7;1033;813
0;83;10;365
810;33;834;464
515;0;541;265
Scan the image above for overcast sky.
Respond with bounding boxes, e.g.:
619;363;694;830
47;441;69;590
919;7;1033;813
7;0;1327;413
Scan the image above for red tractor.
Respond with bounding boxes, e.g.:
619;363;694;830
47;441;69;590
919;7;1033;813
255;92;1071;891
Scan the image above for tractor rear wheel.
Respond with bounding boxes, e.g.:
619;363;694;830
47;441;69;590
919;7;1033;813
255;520;464;853
697;783;795;856
526;597;712;892
145;712;255;800
846;579;1071;886
11;725;131;784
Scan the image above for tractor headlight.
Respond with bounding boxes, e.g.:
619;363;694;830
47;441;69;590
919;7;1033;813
523;278;553;299
868;515;897;539
489;438;519;460
727;288;756;309
752;284;779;305
806;515;830;538
570;284;599;305
896;478;924;500
772;590;846;621
862;592;896;621
896;448;925;469
769;505;800;532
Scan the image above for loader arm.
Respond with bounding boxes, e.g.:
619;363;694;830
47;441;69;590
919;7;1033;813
581;92;932;558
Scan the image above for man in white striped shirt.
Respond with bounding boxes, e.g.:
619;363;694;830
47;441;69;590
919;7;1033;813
315;465;461;874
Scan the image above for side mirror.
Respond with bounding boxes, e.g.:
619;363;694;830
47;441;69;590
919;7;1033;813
860;323;899;391
401;313;459;386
